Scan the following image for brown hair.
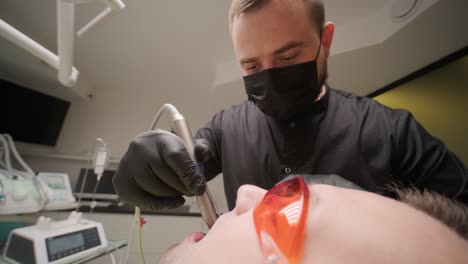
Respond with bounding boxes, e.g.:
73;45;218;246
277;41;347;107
228;0;325;32
395;187;468;240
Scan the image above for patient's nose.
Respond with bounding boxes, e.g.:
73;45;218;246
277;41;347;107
234;185;267;216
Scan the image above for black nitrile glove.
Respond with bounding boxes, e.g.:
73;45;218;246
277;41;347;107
112;129;211;210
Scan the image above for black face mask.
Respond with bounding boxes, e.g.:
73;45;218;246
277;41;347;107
243;41;322;121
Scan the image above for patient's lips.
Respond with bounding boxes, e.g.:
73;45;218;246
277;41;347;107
184;232;206;243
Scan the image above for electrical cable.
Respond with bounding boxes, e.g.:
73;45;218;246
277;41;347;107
76;151;93;211
109;252;117;264
123;105;177;263
124;104;193;263
0;135;13;179
114;247;123;264
4;134;35;177
89;177;101;213
33;175;48;210
150;104;179;130
0;134;47;210
123;209;138;264
77;138;108;211
136;207;145;264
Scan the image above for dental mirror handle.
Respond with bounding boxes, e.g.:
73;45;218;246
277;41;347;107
170;114;219;229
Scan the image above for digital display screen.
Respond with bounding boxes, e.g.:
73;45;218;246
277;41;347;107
44;175;67;190
47;233;84;255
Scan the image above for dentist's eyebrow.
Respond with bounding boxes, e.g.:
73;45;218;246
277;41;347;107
240;57;258;65
273;41;305;55
239;41;304;65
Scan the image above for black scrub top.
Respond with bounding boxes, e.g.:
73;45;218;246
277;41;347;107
196;87;467;210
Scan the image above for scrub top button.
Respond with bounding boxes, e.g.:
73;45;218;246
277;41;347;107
289;122;295;128
285;168;292;174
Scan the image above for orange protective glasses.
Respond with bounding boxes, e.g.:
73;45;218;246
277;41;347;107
253;177;310;264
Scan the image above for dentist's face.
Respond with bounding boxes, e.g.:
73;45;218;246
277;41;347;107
230;0;333;79
160;184;468;263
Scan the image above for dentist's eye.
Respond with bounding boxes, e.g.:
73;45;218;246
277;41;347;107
245;65;259;74
246;65;258;73
282;54;297;61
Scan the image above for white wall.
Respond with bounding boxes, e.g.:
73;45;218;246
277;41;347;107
41;86;224;160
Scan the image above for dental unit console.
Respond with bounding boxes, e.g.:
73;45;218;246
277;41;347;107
3;211;108;264
0;134;77;215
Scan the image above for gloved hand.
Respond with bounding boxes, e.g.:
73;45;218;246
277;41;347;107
112;129;211;210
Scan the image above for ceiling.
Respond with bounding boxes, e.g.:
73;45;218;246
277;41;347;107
1;0;467;104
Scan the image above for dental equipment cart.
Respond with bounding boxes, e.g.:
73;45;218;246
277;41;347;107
0;212;126;264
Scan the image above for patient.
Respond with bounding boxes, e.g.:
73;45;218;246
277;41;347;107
159;177;468;263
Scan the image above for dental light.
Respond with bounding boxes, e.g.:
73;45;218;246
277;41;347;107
77;0;126;38
0;0;125;98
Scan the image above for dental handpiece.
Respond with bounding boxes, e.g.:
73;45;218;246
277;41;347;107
170;113;219;229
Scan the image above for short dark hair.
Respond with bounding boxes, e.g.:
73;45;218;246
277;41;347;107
395;187;468;240
229;0;325;32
